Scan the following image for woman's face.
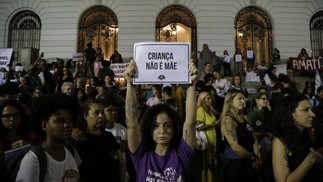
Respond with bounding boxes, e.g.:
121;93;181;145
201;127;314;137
234;76;241;85
271;68;277;75
33;89;44;98
104;76;112;84
77;90;84;100
63;68;69;74
213;72;221;79
85;103;105;131
44;109;73;141
1;106;21;130
292;100;315;129
203;94;213;108
232;93;245;111
104;105;118;124
152;113;174;146
151;87;158;96
256;95;267;108
97;86;106;95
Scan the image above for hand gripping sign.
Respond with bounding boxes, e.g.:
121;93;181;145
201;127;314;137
133;42;191;84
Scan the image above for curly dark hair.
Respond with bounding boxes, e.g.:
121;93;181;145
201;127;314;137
0;99;29;138
272;93;311;155
29;93;81;139
140;104;181;151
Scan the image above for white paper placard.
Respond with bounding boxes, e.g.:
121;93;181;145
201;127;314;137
72;53;83;61
15;66;24;72
224;55;231;63
110;63;129;76
133;42;191;84
247;50;254;59
0;48;13;71
235;54;242;63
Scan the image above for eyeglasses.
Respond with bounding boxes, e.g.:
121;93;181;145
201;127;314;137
259;98;268;101
1;113;21;120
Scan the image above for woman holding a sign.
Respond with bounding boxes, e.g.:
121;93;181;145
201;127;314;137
222;50;231;76
233;48;244;77
124;60;198;181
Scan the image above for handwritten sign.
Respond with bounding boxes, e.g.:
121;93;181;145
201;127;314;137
133;42;191;84
110;63;129;77
0;48;13;71
72;53;83;61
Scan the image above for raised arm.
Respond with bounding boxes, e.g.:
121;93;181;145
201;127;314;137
124;60;141;153
182;60;198;149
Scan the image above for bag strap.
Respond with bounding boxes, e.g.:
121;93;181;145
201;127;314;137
31;145;47;182
29;144;75;182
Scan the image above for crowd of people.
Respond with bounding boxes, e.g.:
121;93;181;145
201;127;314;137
0;44;322;182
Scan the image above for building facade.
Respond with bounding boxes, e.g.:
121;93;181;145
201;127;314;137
0;0;322;68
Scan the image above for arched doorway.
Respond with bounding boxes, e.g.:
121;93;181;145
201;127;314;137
77;5;118;61
234;6;272;68
156;5;197;59
310;10;323;57
8;10;41;68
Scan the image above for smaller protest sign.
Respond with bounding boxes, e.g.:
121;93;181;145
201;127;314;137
235;54;242;63
0;48;13;71
15;66;24;72
110;63;129;77
72;53;83;62
247;50;254;59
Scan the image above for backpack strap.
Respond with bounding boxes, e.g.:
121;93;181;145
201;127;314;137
31;145;47;182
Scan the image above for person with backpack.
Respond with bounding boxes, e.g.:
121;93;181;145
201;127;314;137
15;93;82;182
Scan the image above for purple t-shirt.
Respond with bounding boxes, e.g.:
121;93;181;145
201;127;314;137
130;139;194;182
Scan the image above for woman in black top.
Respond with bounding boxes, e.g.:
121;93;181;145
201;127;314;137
69;98;126;181
272;94;322;182
220;89;261;182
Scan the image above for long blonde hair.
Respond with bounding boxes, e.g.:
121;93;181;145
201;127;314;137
220;89;244;121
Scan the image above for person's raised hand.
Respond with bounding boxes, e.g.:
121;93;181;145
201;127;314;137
124;59;137;84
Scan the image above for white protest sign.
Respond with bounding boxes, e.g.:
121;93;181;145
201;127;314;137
72;53;83;61
247;50;254;59
224;55;230;63
0;48;13;71
15;66;24;72
235;54;242;63
275;64;287;75
133;42;191;84
110;63;129;77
